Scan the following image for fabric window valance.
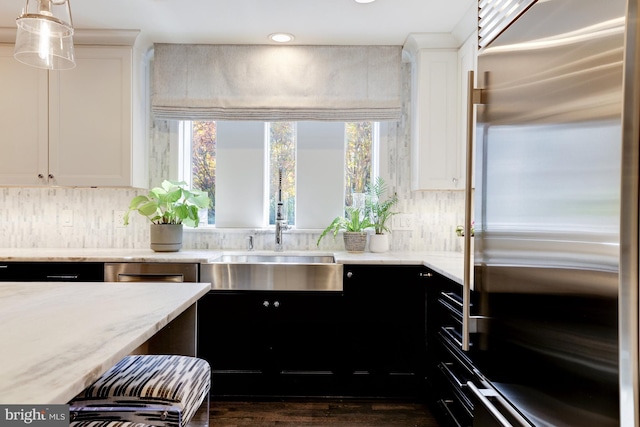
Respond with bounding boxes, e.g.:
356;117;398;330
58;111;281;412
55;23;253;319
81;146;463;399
151;44;402;121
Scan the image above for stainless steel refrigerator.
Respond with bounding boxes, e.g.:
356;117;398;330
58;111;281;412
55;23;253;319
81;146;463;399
463;0;640;425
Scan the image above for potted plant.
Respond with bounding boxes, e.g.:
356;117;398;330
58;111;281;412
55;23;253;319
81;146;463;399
316;206;373;252
124;180;210;252
366;177;398;253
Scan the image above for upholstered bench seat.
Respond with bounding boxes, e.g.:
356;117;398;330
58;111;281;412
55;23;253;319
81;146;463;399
69;355;210;427
70;421;154;427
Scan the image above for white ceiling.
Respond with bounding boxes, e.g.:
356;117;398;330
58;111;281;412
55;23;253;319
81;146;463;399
1;0;476;48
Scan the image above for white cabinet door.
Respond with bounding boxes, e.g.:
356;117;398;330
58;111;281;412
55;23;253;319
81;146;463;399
410;50;460;190
49;46;132;187
0;45;133;187
0;45;49;186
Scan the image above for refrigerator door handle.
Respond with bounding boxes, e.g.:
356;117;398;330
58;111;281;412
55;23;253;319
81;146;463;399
463;70;486;350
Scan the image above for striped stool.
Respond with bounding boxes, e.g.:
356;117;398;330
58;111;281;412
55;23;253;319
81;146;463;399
70;422;153;427
69;355;210;427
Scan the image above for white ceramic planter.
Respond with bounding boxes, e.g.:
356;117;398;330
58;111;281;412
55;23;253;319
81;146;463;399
369;233;389;253
149;224;183;252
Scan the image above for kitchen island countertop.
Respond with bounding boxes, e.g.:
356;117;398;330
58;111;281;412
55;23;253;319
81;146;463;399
0;248;465;285
0;281;210;404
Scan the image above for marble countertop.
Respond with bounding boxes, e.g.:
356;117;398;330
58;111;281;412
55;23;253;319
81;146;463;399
0;281;210;404
0;248;466;285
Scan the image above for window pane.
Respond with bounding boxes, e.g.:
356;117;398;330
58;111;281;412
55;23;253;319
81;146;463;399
268;122;296;225
191;121;216;225
345;122;373;209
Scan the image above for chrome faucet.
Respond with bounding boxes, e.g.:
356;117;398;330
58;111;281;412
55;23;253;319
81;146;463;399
275;217;290;252
275;167;291;252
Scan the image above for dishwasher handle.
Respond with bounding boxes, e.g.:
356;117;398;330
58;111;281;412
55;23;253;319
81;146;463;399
116;273;185;282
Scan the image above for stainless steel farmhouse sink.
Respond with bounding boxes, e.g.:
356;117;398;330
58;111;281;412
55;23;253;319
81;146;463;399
201;253;342;291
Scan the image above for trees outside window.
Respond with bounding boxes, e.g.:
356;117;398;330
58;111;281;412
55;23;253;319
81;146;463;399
190;121;216;224
268;122;296;225
345;122;373;210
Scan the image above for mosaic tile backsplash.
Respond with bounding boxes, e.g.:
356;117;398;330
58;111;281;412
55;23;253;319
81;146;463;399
0;64;467;252
0;187;465;252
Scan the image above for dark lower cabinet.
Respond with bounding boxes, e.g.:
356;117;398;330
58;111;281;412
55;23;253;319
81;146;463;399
426;271;479;427
196;263;433;399
197;290;346;397
342;264;431;398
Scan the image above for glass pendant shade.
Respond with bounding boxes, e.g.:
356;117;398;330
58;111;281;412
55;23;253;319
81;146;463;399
14;0;75;70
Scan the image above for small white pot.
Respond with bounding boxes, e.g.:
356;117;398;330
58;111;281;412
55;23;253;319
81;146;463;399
369;233;390;253
150;223;183;252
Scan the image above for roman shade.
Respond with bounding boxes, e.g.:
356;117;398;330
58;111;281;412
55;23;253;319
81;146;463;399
151;44;402;121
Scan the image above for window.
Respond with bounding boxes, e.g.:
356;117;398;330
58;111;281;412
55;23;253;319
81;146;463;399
345;122;378;209
179;120;377;228
268;122;296;225
179;121;217;224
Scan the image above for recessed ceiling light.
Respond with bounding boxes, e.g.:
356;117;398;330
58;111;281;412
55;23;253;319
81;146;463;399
355;0;376;3
269;33;295;43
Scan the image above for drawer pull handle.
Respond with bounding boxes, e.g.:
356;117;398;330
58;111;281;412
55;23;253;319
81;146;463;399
467;381;533;426
438;362;467;389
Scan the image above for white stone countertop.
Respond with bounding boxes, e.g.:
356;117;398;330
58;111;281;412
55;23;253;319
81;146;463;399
0;281;210;404
0;248;466;285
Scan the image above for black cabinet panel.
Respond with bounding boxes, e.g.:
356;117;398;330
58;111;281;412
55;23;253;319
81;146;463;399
342;264;431;397
197;290;345;397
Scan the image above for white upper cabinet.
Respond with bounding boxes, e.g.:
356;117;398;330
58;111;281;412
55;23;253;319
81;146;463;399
0;46;49;185
49;46;132;187
409;48;459;190
405;33;478;191
0;42;139;187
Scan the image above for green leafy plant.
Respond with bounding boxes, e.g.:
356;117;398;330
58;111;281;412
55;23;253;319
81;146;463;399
366;177;398;235
455;221;475;237
124;180;210;227
316;207;374;246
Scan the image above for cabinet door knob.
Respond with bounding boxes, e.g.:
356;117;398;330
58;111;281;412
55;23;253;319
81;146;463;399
346;271;353;278
420;272;433;278
273;301;280;308
263;300;270;307
48;174;54;179
38;174;44;179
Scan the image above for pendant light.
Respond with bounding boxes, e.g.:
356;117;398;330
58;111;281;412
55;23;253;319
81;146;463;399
14;0;75;70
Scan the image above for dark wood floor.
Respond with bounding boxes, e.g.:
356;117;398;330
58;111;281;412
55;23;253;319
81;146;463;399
209;399;441;427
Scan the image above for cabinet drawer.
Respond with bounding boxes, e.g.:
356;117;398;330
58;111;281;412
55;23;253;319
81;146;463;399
438;362;474;415
438;327;476;370
0;262;104;282
437;398;472;427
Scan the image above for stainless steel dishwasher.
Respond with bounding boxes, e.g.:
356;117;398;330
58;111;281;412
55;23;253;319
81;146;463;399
104;262;200;356
104;262;198;282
